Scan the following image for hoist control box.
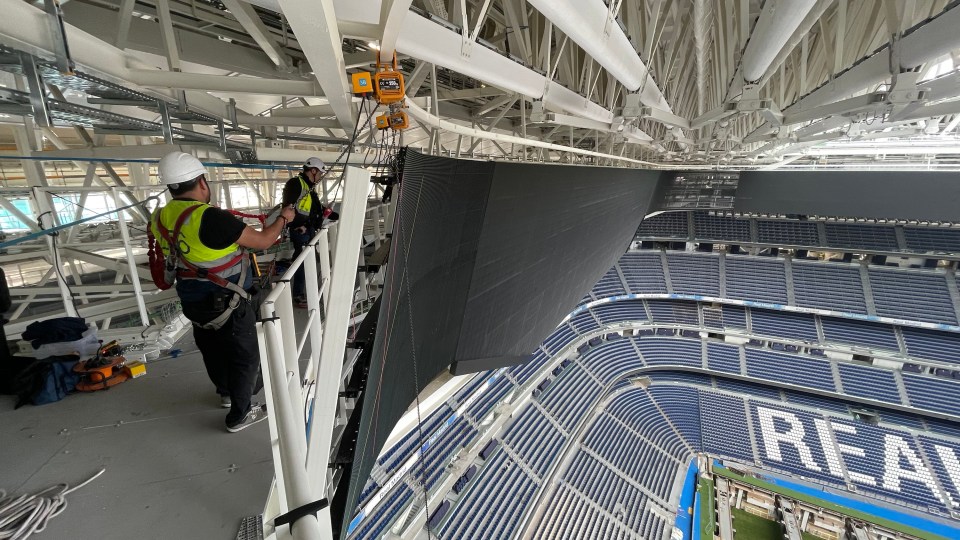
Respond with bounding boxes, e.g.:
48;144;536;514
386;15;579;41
373;53;405;104
374;72;405;104
351;72;373;94
388;111;409;130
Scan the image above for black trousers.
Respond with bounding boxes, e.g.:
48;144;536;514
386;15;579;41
186;296;262;426
290;226;315;299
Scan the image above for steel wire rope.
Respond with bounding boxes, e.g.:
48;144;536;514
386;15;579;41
354;173;424;534
395;173;433;538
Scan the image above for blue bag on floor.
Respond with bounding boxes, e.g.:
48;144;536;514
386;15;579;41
13;354;82;408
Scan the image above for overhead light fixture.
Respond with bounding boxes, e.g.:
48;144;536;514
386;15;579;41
367;42;380;51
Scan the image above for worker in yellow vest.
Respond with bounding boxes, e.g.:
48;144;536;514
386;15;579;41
282;157;339;307
151;151;295;432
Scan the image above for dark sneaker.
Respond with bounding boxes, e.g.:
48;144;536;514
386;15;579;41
220;395;231;409
226;404;268;433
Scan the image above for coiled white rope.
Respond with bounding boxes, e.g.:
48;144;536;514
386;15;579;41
0;468;105;540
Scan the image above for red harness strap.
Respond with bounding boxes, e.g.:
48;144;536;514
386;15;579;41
226;209;267;224
154;204;245;288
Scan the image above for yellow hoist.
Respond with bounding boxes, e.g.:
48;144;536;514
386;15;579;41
351;53;408;131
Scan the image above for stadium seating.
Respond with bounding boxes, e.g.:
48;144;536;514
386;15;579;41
820;317;900;351
824;223;898;251
756;219;819;246
644;300;700;326
868;268;957;325
636;211;960;258
502;404;567;478
790;260;868;313
636;212;688;238
619;251;668;293
354;224;960;540
705;342;740;374
749;310;819;343
578;338;644;384
591;300;648;326
694;212;751;242
744;349;835;390
904;227;960;254
724;255;788;304
438;449;540;540
665;253;720;296
837;363;902;404
902;327;960;364
590;266;627;297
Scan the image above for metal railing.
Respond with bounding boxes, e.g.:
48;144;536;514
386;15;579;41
255;166;374;540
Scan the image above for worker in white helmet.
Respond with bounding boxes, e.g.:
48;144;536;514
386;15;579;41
150;151;295;432
282;157;339;307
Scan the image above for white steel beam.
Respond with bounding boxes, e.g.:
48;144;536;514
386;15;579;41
220;0;289;67
127;69;324;96
278;0;356;131
475;94;519;117
236;114;341;129
1;0;266;123
269;104;337;117
155;0;182;71
786;3;960;113
378;0;414;60
524;0;671;111
406;99;657;165
255;146;374;164
114;0;136;49
741;0;818;82
396;13;615;124
30;143;226;161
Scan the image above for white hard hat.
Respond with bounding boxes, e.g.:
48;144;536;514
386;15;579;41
158;151;206;186
304;157;329;173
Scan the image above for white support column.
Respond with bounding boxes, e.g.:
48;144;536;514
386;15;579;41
278;0;356;131
114;0;136;49
259;309;323;540
155;0;182;72
112;187;149;326
33;187;79;318
304;166;370;533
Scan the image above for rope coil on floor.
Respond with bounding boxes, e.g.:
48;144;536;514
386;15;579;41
0;468;105;540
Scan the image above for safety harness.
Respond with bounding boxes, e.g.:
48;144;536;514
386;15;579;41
148;204;250;330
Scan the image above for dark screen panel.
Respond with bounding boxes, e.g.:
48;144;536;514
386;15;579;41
341;151;494;536
340;152;662;533
453;161;663;372
735;170;960;221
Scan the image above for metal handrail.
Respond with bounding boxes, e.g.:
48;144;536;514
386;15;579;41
254;166;375;540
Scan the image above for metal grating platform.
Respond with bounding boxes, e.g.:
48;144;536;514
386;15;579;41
236;514;265;540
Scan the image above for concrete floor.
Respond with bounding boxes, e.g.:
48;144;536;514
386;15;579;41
0;340;274;540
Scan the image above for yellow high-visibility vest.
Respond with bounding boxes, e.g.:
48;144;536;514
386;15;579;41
295;175;313;217
150;199;245;280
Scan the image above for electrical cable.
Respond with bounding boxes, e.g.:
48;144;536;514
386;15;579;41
34;210;79;315
0;468;105;540
329;98;379;206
